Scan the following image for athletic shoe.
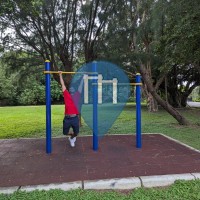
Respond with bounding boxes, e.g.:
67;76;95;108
72;137;76;146
68;137;76;147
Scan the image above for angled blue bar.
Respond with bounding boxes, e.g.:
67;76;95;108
92;61;98;151
45;60;52;154
136;73;142;148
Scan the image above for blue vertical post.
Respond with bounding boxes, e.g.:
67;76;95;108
45;60;52;154
92;61;98;151
136;73;142;148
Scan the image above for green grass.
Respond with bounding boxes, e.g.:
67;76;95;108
0;179;200;200
0;105;64;138
0;103;200;149
110;104;200;150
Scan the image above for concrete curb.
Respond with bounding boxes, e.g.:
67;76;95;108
1;173;200;194
140;173;195;188
0;187;19;194
160;134;200;153
20;181;82;192
191;173;200;179
84;177;141;190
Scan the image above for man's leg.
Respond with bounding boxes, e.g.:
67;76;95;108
63;116;76;147
63;116;70;135
69;116;79;147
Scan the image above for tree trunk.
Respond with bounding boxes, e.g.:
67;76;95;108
165;76;168;103
143;84;158;112
140;64;190;125
147;93;158;112
142;61;159;112
181;94;189;107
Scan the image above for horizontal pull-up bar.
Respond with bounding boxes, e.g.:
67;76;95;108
43;71;98;75
120;83;143;86
92;83;142;86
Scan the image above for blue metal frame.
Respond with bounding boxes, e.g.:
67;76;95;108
44;61;141;153
136;73;142;148
45;60;52;154
92;61;98;150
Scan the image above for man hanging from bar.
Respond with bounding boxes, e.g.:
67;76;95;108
58;71;84;147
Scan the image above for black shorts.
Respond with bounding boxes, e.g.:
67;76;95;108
63;115;79;135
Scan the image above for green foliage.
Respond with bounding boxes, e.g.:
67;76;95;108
0;50;62;105
0;65;18;105
190;86;200;102
51;79;62;101
0;65;62;106
17;76;61;105
17;82;45;105
163;0;200;65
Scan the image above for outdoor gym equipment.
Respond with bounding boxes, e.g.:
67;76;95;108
44;60;142;154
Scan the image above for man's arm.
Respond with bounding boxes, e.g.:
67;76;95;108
58;71;66;92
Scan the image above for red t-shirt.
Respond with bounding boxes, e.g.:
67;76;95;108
63;90;80;115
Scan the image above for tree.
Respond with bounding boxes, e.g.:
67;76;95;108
140;63;190;125
163;0;200;71
0;0;120;84
155;0;200;107
0;0;81;86
164;65;200;107
78;0;119;62
107;0;190;124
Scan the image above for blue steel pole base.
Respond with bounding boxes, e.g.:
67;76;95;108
136;73;142;148
45;60;52;154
